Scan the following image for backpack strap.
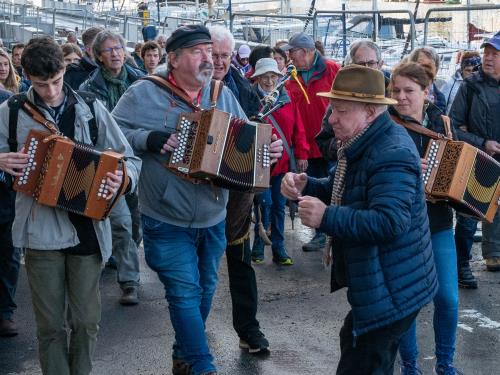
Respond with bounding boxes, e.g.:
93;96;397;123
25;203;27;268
77;90;98;145
7;93;28;152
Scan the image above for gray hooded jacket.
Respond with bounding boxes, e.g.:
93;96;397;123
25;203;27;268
112;66;247;228
0;88;141;260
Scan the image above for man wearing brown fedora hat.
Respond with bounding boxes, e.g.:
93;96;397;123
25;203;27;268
281;65;438;374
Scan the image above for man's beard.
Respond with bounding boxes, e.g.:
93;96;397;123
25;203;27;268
196;62;214;85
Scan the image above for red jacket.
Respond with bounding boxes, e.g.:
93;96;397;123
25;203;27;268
260;89;309;176
285;55;340;159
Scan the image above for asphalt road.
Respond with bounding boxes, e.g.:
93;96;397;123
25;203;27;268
1;218;500;375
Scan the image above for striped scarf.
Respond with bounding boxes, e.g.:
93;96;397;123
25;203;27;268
323;125;371;266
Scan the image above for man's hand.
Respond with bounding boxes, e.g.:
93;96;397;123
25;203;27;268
281;172;308;200
269;134;283;164
484;140;500;156
146;131;177;154
0;151;29;176
297;159;308;173
298;196;327;228
105;170;123;201
421;158;429;174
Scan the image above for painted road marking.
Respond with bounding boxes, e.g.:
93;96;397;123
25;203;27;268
458;309;500;332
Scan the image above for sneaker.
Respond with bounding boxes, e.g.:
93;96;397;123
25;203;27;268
239;330;270;354
0;318;18;337
485;257;500;272
302;232;326;252
435;363;464;375
272;256;294;266
119;286;139;306
172;358;191;375
252;257;264;264
400;361;422;375
458;265;478;289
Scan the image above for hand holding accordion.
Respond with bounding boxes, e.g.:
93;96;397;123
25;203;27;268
14;129;129;220
167;108;272;192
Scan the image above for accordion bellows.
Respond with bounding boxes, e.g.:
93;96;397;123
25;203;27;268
168;109;272;191
423;139;500;222
14;129;127;220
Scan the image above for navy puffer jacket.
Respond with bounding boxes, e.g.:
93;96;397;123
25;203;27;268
303;112;438;337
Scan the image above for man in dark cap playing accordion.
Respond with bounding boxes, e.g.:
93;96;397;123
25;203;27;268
112;25;283;375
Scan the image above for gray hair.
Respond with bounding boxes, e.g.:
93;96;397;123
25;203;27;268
409;46;440;72
349;39;382;63
208;25;235;51
92;30;127;63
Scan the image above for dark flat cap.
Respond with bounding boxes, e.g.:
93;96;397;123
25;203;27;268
166;25;212;53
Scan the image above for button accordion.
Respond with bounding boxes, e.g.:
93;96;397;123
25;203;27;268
14;129;128;220
423;139;500;222
167;108;272;192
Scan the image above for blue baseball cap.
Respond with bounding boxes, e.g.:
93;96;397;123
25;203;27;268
480;31;500;51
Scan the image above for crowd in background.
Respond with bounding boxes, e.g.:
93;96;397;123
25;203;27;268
0;22;498;375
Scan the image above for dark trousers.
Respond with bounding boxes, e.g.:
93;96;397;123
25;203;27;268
0;220;20;320
226;237;259;337
337;310;419;375
454;214;478;267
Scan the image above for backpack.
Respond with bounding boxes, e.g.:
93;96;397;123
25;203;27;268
7;91;98;152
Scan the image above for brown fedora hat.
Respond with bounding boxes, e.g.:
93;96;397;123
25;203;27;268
317;65;397;105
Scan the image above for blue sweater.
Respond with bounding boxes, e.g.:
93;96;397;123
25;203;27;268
304;111;438;336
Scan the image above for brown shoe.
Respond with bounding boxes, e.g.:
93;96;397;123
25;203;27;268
172;358;191;375
0;318;18;337
485;257;500;272
119;286;139;306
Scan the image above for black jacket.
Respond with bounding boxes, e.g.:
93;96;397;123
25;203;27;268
0;89;14;223
389;103;455;234
223;66;260;119
450;68;500;161
64;56;98;91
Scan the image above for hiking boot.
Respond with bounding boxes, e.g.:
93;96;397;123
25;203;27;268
0;318;18;337
434;363;464;375
400;361;422;375
119;286;139;306
458;265;478;289
239;330;270;354
485;257;500;272
302;232;326;252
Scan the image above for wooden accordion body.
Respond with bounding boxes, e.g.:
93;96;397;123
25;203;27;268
14;129;127;220
167;109;272;191
423;139;500;222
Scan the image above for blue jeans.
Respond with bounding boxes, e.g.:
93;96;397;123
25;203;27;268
399;229;458;367
142;215;226;375
454;213;478;267
253;174;286;256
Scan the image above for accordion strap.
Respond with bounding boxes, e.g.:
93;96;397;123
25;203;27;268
142;75;225;112
20;100;60;134
391;115;451;141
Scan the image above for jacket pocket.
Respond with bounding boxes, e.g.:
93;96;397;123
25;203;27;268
159;178;195;223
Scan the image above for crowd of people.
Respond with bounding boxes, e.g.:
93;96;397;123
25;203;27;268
0;22;498;375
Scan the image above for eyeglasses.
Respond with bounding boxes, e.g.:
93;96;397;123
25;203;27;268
354;60;379;68
100;46;124;55
212;53;231;61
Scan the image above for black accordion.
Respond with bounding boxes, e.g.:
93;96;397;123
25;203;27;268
167;109;272;192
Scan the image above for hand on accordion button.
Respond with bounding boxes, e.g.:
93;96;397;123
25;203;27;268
104;170;124;200
0;151;30;176
269;134;284;165
421;158;429;174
